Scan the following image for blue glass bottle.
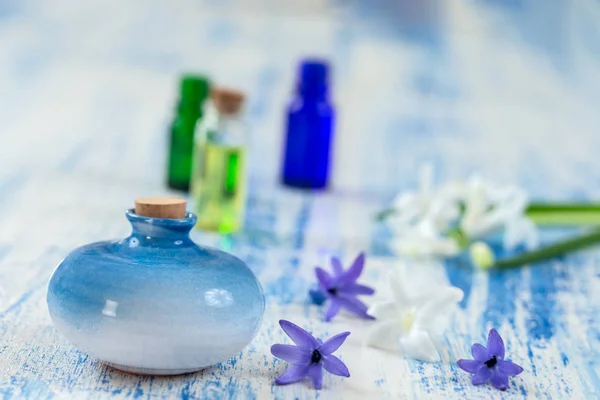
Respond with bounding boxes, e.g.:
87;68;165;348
47;202;264;375
281;60;335;189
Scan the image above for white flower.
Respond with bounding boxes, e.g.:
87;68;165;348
386;167;539;259
391;218;460;259
387;165;462;258
458;176;539;250
365;271;464;362
388;164;460;234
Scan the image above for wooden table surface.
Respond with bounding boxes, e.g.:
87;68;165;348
1;0;600;398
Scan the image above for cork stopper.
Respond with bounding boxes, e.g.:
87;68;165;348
134;197;187;219
212;88;245;115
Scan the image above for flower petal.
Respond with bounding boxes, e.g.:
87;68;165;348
471;365;492;385
464;209;505;238
324;301;341;322
365;320;400;351
331;257;344;277
471;343;488;362
338;283;375;296
392;222;460;258
457;359;482;373
322;354;350;377
413;287;463;333
490;370;509;391
318;331;350;355
392;192;418;213
316;268;333;290
308;365;323;389
367;301;397;320
497;360;523;376
336;295;374;320
275;364;311;385
338;252;365;285
399;329;440;362
487;329;505;359
270;344;312;364
389;271;411;307
279;320;319;349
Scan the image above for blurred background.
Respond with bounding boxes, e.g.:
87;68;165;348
2;0;599;203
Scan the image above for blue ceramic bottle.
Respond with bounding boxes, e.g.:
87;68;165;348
47;199;265;375
281;59;335;189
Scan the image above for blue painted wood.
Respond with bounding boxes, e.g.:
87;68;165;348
1;0;600;398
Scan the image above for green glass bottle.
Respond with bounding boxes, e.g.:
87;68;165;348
167;75;210;192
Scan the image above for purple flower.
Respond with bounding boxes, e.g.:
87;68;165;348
315;252;375;321
457;328;523;391
271;320;351;389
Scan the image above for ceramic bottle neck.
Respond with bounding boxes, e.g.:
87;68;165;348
125;209;196;243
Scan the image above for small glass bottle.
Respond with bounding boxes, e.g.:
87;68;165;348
167;75;210;192
281;59;335;189
191;95;219;200
192;89;247;233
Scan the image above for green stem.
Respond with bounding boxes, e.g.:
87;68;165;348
526;203;600;225
378;203;600;225
494;228;600;269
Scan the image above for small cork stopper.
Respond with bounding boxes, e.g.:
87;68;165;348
212;88;245;115
135;197;187;219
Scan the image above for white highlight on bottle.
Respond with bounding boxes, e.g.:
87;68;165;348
204;289;234;308
102;299;119;317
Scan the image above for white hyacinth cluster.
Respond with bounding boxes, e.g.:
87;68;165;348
385;165;539;266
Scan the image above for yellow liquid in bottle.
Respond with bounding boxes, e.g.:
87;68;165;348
193;142;246;233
